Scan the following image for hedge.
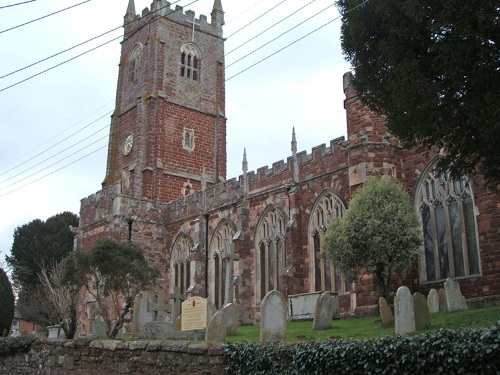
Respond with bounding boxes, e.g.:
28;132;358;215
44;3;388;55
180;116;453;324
224;323;500;375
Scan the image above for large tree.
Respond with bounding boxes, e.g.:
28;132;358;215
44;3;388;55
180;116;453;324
337;0;500;187
6;211;79;330
6;211;79;291
64;238;159;339
0;268;15;336
323;176;422;299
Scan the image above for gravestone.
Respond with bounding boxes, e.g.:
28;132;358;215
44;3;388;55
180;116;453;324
140;322;194;340
438;288;448;312
90;318;107;338
181;296;207;332
378;297;393;328
394;286;415;335
427;289;439;313
147;293;169;322
444;278;468;312
170;287;186;322
205;310;226;342
222;242;239;306
413;292;431;331
288;292;322;321
312;292;339;330
260;290;287;342
47;325;62;339
222;303;239;336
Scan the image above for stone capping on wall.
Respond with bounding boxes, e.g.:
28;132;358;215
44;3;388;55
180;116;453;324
0;339;226;375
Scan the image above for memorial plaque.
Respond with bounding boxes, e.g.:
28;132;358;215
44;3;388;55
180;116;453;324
181;296;207;331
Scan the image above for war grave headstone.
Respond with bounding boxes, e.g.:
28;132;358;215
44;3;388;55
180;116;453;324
181;296;208;341
427;289;439;313
260;290;287;342
444;278;468;312
205;310;226;342
438;288;448;312
222;303;239;335
413;292;431;331
378;296;393;328
394;286;415;335
312;291;339;330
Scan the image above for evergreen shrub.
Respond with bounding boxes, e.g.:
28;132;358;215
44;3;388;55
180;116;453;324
224;324;500;375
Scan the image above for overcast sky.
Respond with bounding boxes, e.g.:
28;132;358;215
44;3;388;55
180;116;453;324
0;0;351;266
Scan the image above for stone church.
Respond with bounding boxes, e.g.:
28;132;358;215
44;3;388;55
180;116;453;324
76;0;500;330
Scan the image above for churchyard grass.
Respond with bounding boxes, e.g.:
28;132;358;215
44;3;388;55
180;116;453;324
226;306;500;343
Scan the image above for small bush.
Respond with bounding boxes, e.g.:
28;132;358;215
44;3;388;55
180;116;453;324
224;323;500;375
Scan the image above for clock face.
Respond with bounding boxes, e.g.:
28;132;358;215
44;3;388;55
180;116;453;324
123;134;134;155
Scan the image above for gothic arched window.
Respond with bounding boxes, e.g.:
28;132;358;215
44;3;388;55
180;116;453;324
209;220;236;308
170;233;192;295
308;190;351;293
255;205;286;302
416;161;481;282
180;43;200;81
130;43;143;82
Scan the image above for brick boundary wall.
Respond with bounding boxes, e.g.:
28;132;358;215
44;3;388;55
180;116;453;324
0;339;226;375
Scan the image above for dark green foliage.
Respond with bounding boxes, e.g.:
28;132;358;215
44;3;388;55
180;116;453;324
323;176;421;298
0;268;15;337
224;324;500;375
0;336;38;357
6;211;79;291
337;0;500;187
64;238;159;339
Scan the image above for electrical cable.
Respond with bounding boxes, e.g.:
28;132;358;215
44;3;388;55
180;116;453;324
0;1;91;34
0;0;35;10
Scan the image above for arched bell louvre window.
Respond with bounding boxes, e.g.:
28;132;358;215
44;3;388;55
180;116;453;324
416;162;481;282
180;43;200;81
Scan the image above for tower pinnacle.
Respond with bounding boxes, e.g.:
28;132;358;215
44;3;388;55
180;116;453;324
211;0;224;27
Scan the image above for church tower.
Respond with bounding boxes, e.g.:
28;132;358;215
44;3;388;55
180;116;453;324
103;0;226;202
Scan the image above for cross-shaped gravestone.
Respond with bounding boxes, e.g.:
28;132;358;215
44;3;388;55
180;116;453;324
170;286;185;321
222;241;239;306
186;13;200;42
146;293;169;321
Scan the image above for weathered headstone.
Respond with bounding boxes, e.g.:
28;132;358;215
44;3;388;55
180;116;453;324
205;310;226;342
394;286;415;335
147;293;169;322
260;290;287;342
47;325;62;339
140;322;194;340
222;303;239;336
427;289;439;313
222;242;239;306
438;288;448;312
90;319;106;338
288;292;322;321
170;287;186;322
413;292;431;331
378;297;393;328
444;278;468;312
312;292;339;330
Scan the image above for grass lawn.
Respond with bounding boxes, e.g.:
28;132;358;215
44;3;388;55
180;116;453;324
226;306;500;343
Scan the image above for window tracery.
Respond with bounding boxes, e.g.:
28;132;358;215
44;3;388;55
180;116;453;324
180;43;200;81
416;162;480;282
170;233;192;295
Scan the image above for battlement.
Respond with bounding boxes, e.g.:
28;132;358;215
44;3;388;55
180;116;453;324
125;1;223;39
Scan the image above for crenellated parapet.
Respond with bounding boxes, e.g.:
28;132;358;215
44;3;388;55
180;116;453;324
124;1;223;39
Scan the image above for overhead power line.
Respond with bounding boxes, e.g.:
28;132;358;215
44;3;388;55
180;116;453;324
0;0;91;34
0;0;35;10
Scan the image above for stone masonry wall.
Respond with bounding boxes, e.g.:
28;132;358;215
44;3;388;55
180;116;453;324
0;340;225;375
